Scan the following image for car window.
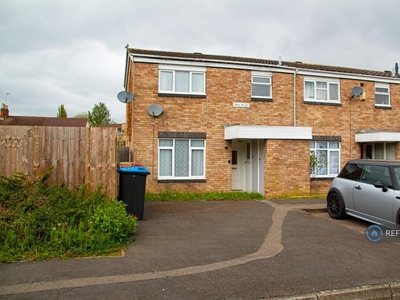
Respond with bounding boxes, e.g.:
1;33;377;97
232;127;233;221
337;163;364;181
393;167;400;187
360;165;393;188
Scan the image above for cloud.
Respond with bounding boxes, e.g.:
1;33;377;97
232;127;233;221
1;0;400;122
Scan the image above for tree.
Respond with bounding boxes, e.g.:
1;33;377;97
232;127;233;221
87;102;112;127
57;104;67;118
74;112;88;118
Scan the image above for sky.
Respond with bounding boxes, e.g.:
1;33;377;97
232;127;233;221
1;0;400;123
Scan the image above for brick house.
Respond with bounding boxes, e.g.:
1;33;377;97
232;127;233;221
123;48;400;198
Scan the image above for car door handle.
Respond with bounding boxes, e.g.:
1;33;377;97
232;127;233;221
396;196;400;199
354;185;361;190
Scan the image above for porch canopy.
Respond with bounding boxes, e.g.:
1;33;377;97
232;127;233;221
355;131;400;143
224;125;312;140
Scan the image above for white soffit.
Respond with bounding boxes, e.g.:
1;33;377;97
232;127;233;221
224;125;312;140
355;132;400;143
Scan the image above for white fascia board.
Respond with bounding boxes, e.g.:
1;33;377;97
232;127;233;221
224;125;312;140
297;70;400;84
133;56;289;73
355;132;400;143
131;55;400;85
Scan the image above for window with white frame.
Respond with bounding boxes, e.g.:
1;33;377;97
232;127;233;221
375;84;390;106
159;139;206;179
310;141;340;177
304;78;340;102
251;74;272;99
159;65;206;95
362;142;395;160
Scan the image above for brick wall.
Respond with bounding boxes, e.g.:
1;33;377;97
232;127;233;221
265;140;310;198
126;59;400;197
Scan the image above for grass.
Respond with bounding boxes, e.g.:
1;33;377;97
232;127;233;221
145;191;326;201
145;191;265;201
268;193;326;200
0;167;138;263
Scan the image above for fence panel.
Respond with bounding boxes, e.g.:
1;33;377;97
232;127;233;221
117;146;133;162
0;126;117;199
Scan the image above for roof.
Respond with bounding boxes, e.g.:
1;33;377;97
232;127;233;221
127;48;398;78
0;116;88;127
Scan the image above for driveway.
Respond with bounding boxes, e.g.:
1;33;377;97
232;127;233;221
1;199;400;299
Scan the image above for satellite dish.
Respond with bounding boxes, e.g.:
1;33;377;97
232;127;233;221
117;91;134;103
351;86;364;97
147;104;164;117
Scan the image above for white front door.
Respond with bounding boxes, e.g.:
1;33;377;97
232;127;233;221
231;149;241;190
245;142;252;192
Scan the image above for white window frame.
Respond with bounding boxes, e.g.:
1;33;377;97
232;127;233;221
158;138;206;180
310;141;341;178
362;142;396;160
375;84;390;107
304;77;340;103
158;65;206;96
251;72;272;99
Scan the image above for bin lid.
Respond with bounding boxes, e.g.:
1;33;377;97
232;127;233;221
117;165;150;174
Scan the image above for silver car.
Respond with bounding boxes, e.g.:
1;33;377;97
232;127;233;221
327;159;400;226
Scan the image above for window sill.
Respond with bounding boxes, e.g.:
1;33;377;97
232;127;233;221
304;100;341;106
375;105;391;110
158;179;206;183
251;97;273;102
158;93;206;99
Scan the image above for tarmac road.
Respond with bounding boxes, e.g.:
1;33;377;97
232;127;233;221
1;199;400;299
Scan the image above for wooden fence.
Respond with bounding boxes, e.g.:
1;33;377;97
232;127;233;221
0;126;121;199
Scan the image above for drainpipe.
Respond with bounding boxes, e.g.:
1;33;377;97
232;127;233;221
293;68;298;126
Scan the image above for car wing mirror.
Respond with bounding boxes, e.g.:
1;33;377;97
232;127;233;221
374;181;388;192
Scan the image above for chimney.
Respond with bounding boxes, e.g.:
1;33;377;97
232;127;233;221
396;63;399;76
0;103;5;119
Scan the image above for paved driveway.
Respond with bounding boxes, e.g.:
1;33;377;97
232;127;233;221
1;199;400;299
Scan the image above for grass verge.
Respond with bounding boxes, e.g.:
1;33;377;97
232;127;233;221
145;191;265;201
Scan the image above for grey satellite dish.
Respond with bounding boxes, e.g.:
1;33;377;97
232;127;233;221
351;86;364;97
147;104;164;117
117;91;134;103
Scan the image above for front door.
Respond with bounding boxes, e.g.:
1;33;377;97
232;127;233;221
245;142;252;192
231;149;241;190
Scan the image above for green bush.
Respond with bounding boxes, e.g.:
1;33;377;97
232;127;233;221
0;168;137;263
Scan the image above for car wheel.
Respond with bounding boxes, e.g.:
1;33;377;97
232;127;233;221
327;192;346;219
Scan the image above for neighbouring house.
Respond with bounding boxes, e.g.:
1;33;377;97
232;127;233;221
0;106;88;127
123;48;400;198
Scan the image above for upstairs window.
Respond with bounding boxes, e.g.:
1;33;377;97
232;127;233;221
251;74;272;99
304;78;339;103
375;84;390;106
159;66;206;95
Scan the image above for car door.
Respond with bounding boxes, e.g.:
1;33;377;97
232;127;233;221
353;165;395;224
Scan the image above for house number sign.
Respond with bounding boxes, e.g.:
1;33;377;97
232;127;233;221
233;102;250;108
